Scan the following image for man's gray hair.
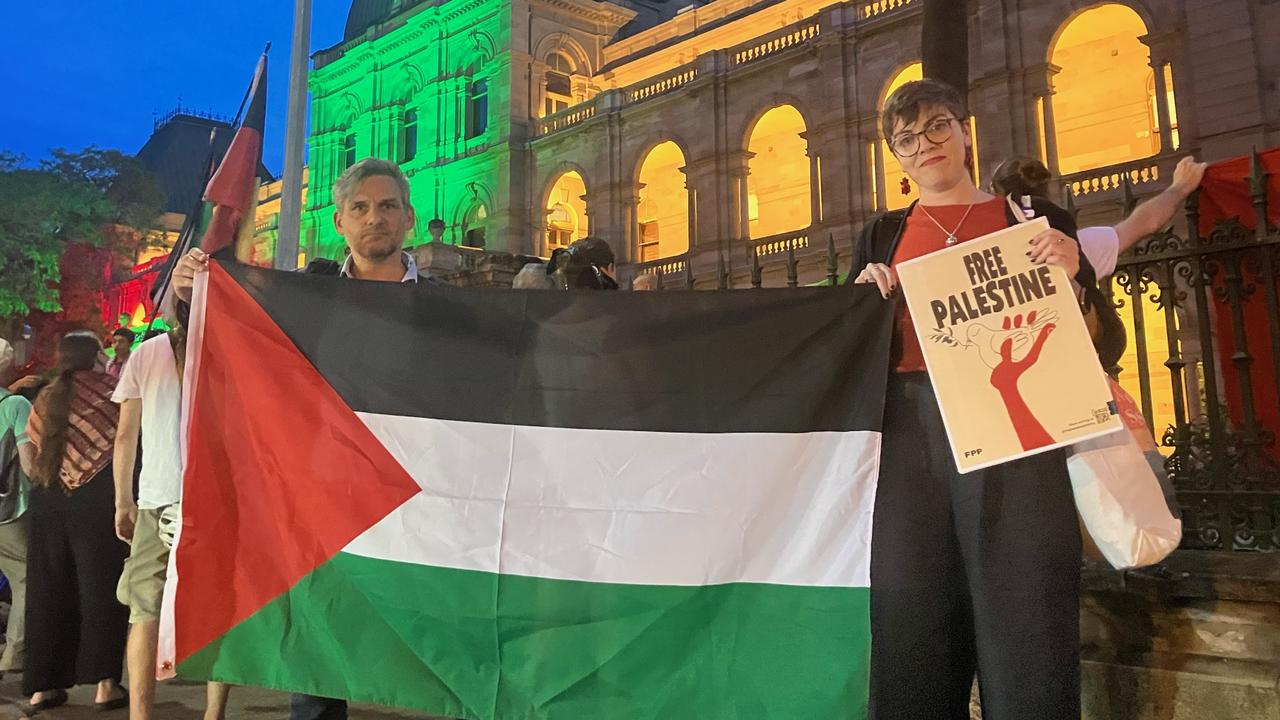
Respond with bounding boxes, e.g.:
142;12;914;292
333;158;411;211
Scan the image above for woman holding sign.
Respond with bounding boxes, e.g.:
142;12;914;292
852;79;1107;720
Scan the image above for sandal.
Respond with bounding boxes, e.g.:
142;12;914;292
95;688;130;712
22;688;69;714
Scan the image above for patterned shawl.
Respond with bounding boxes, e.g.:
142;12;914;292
27;371;119;492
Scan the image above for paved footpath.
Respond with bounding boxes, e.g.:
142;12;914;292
0;675;446;719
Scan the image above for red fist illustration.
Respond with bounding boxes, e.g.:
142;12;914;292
989;311;1056;451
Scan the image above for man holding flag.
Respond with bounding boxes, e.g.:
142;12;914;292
173;157;432;720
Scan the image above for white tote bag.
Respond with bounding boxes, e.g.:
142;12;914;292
1068;379;1182;569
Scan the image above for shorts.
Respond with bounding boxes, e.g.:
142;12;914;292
116;508;170;623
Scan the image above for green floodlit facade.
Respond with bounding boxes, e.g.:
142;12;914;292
303;0;514;259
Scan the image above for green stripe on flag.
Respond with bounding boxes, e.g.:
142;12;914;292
180;552;870;719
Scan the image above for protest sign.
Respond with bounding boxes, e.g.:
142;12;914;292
896;217;1123;473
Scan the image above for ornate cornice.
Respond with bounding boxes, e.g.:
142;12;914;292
529;0;635;27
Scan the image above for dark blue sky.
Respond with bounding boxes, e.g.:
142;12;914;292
1;2;353;175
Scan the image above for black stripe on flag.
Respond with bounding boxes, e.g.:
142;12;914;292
224;263;894;434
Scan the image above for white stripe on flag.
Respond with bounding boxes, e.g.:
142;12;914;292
344;413;879;588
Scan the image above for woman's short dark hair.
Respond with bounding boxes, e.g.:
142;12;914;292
111;327;136;343
991;157;1053;199
881;78;967;141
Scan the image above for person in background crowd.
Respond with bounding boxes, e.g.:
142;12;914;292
0;338;13;385
20;331;129;714
112;301;232;720
0;340;35;682
850;78;1100;720
991;155;1207;277
7;368;48;403
546;237;619;290
106;328;136;379
512;262;557;290
631;273;659;291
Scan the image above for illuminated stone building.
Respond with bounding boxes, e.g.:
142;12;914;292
305;0;1278;270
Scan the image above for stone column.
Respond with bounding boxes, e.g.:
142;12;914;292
681;157;722;249
721;150;753;243
1142;32;1181;153
624;190;641;263
684;168;698;250
1025;63;1062;175
802;133;822;229
873;141;887;214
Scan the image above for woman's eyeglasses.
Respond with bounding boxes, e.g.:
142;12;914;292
890;116;958;158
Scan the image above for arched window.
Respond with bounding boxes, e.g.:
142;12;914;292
543;53;575;117
399;109;418;163
467;80;489;139
544;170;588;253
878;63;922;211
461;202;488;249
746;105;811;239
546;203;577;250
1050;4;1167;174
342;133;357;170
636;141;690;260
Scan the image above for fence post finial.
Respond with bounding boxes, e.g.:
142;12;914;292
826;233;839;287
1249;146;1271;241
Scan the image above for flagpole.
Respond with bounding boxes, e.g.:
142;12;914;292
276;0;312;271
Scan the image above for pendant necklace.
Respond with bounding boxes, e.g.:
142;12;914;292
918;202;977;246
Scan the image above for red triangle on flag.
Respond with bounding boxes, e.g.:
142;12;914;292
174;263;421;664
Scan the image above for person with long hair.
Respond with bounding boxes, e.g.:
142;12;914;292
21;330;129;713
850;79;1098;720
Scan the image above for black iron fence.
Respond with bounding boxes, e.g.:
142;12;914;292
627;152;1280;553
1106;151;1280;552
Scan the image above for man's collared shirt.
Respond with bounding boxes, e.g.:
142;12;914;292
338;251;419;283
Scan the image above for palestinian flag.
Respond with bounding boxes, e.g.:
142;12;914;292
162;262;894;719
199;52;267;258
148;51;267;322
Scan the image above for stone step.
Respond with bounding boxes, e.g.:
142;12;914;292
1082;648;1280;720
1081;594;1280;663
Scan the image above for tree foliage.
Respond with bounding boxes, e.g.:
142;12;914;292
0;147;165;318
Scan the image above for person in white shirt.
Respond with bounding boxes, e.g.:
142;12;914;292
991;155;1208;276
112;304;231;720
